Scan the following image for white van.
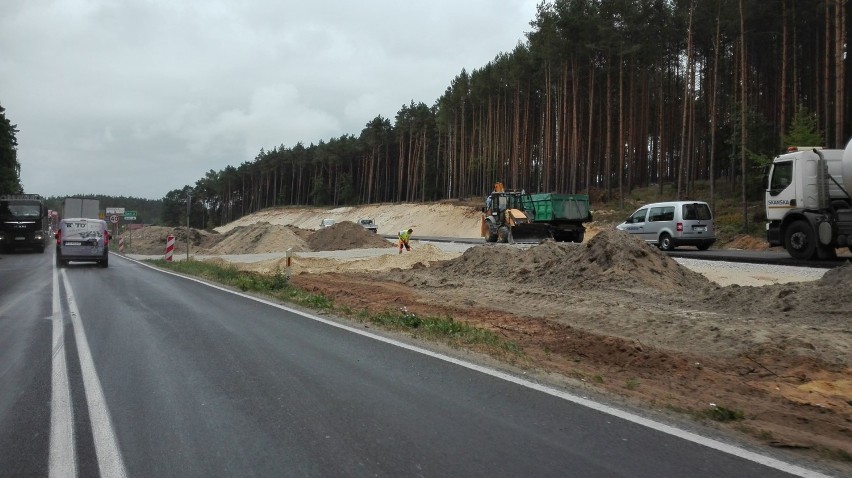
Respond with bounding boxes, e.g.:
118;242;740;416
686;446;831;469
616;201;715;251
55;218;110;267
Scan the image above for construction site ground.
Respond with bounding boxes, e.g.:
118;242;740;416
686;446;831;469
119;202;852;474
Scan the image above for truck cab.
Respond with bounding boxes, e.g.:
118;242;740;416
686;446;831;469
765;141;852;259
357;218;378;233
0;194;49;253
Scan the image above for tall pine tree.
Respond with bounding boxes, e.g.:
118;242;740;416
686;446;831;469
0;103;22;194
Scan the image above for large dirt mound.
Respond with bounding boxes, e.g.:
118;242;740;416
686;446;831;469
200;222;309;254
706;262;852;324
121;220;395;255
118;225;219;255
306;221;394;251
431;229;716;292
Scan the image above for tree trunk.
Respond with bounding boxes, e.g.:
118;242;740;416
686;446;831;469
835;0;845;148
739;0;749;233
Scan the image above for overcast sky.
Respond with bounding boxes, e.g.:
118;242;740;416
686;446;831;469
2;1;537;200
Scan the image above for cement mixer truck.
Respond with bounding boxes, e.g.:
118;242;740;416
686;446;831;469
765;138;852;260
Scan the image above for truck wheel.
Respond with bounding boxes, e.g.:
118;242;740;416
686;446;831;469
573;231;584;244
497;226;510;243
484;224;498;242
658;233;675;251
784;220;817;260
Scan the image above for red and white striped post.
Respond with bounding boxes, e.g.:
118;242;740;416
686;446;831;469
164;234;175;262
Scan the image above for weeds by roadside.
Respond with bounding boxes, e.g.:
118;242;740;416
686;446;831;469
147;259;520;357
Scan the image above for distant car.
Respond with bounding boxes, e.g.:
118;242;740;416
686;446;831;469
357;218;378;233
616;201;716;251
319;218;336;229
55;218;110;267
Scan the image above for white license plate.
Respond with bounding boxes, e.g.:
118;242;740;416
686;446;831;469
15;237;25;241
65;241;82;246
693;226;706;232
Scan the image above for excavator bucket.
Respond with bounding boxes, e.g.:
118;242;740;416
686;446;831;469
504;209;552;243
509;223;553;243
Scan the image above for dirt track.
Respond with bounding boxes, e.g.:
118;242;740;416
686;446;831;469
120;204;852;471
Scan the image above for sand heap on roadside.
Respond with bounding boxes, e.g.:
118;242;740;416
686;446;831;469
119;226;220;255
306;221;394;251
119;220;394;255
704;262;852;325
200;222;309;254
427;229;717;292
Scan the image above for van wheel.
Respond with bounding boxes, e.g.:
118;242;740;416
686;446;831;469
658;233;675;251
784;220;817;260
696;242;711;251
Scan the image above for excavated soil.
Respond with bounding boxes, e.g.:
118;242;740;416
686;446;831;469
120;204;852;472
306;221;394;251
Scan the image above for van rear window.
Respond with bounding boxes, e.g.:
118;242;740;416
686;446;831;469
682;203;712;220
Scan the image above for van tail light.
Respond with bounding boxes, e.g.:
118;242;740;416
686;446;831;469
676;222;683;232
55;229;61;245
104;231;109;246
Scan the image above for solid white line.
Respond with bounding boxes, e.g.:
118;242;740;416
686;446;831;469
125;255;830;478
49;267;77;478
61;272;128;478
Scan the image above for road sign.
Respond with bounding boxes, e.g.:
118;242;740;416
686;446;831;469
109;214;120;224
106;207;125;214
124;210;137;220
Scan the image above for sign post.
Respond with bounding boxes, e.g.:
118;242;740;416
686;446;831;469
123;211;136;251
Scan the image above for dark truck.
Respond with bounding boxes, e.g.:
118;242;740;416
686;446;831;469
0;194;50;253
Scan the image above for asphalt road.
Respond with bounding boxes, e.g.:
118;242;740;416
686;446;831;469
0;249;834;477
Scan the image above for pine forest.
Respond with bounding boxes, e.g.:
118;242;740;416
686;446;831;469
161;0;850;230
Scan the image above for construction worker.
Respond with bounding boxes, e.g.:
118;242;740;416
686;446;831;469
398;228;413;254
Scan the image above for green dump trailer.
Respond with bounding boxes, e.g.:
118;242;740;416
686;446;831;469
521;193;592;242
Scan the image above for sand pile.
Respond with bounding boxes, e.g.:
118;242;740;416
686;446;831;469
119;226;219;254
200;222;309;254
430;229;716;292
706;262;852;325
120;220;396;255
306;221;394;251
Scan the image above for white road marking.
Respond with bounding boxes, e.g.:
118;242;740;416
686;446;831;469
49;267;76;478
61;272;128;478
125;255;830;478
